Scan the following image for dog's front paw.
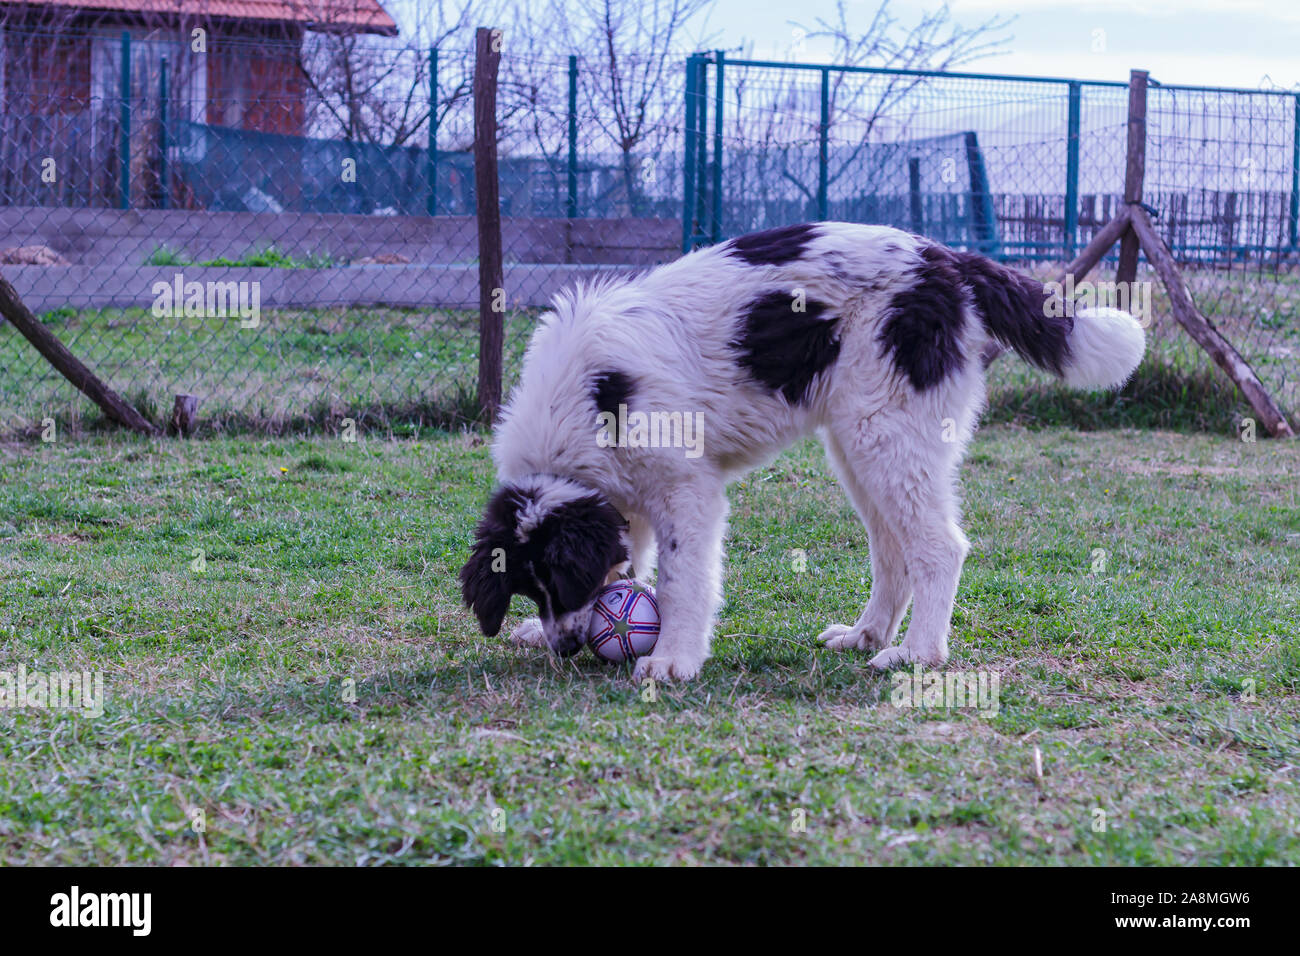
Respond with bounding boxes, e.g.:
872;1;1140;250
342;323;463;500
868;643;947;671
509;617;546;648
817;623;889;652
632;653;703;683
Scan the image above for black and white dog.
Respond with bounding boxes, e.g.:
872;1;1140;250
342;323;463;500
460;222;1144;681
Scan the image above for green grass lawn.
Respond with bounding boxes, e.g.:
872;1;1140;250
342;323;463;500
0;306;539;435
1;424;1297;865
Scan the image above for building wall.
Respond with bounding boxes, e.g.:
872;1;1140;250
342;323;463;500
206;26;305;136
0;17;309;206
2;30;92;113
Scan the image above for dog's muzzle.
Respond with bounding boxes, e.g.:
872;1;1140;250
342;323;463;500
548;631;585;658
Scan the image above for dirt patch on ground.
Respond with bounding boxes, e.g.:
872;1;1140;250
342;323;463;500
40;532;88;546
1114;459;1283;478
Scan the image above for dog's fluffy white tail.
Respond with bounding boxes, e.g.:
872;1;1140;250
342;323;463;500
950;251;1145;391
1061;306;1146;390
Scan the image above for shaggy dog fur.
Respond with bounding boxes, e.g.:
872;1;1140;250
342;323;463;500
460;222;1146;681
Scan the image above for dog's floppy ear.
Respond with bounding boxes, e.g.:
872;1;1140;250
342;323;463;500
459;488;518;636
459;538;511;636
543;496;628;611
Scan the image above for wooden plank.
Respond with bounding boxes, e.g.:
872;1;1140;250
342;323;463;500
0;271;160;435
474;26;505;424
1117;69;1148;286
1130;205;1294;438
0;206;679;269
1;263;635;312
1222;191;1237;267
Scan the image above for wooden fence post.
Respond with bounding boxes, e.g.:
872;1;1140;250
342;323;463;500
473;27;504;424
170;394;199;437
1117;69;1148;285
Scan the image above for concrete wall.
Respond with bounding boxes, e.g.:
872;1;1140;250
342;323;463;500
0;207;680;269
0;207;680;311
3;262;640;313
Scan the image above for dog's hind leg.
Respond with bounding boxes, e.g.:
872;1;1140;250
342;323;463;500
863;429;968;670
817;432;912;652
823;408;970;669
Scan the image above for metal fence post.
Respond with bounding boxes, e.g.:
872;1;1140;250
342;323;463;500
158;54;169;210
119;31;131;210
568;55;578;219
681;55;699;253
1290;94;1299;248
908;157;923;233
711;50;724;243
817;67;830;221
1064;80;1081;259
694;57;709;240
427;47;438;215
964;132;998;257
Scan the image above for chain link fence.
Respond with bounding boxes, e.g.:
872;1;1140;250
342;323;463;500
1;25;1295;435
1140;83;1299;426
0;27;688;434
685;58;1132;259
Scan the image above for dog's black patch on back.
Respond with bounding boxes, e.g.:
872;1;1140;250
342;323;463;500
590;369;634;417
732;290;841;404
880;244;1073;391
878;245;969;391
946;249;1072;375
727;223;819;266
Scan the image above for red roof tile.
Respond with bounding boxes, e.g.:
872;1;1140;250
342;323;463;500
10;0;398;36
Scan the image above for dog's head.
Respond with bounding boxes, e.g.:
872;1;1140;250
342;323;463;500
459;476;629;656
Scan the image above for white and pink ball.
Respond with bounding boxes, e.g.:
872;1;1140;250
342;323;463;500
586;580;660;663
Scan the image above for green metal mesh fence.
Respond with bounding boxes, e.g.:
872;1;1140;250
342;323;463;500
1140;84;1300;423
678;54;1296;428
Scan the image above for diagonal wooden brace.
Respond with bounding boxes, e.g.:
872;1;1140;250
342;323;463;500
1129;206;1295;439
0;272;161;436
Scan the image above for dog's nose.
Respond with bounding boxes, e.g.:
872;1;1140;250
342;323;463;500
551;633;584;658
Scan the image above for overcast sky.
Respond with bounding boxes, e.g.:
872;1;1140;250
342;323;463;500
703;0;1300;90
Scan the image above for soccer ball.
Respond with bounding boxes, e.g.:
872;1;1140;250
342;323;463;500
586;580;660;663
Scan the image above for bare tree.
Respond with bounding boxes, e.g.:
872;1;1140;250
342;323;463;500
764;0;1013;217
802;0;1011;75
492;4;577;214
568;0;717;215
291;0;487;148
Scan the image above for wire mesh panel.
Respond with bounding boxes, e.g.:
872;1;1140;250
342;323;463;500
691;57;1134;263
491;47;686;382
0;28;487;433
0;25;698;433
1142;84;1300;425
0;23;1295;434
